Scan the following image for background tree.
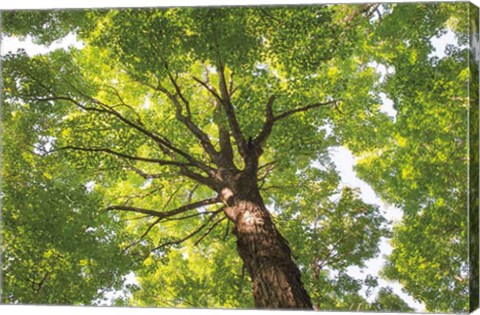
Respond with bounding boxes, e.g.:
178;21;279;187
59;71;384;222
1;2;472;311
1;73;136;304
350;3;472;312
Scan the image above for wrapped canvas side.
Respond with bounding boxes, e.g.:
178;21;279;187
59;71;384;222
470;2;480;313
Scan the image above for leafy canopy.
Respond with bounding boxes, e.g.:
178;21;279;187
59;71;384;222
1;3;472;312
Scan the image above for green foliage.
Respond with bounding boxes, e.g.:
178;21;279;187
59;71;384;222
1;2;472;312
3;10;88;45
371;287;414;312
1;87;136;304
349;3;470;312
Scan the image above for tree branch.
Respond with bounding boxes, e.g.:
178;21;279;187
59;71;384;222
143;74;222;167
228;71;237;97
99;84;144;123
257;160;278;182
163;209;223;222
128;166;166;179
166;71;192;118
22;95;109;114
105;196;221;219
213;101;236;169
91;95;215;173
123;208;224;253
149;209;222;254
216;63;248;158
29;86;214;175
192;76;223;103
68;78;215;174
116;186;164;205
342;4;380;26
180;168;220;190
206;20;247;158
194;215;227;246
122;217;162;254
255;98;341;147
255;95;277;147
57;146;192;167
275;99;341;121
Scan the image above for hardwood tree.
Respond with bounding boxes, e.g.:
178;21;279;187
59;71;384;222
1;3;472;311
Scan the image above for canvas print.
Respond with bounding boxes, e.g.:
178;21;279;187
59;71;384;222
0;2;479;313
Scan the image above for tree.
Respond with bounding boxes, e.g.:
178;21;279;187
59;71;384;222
1;3;471;311
350;3;472;312
371;287;414;312
1;76;136;304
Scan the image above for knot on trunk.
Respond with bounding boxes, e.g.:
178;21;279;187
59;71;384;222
220;187;240;221
224;206;240;222
220;187;235;206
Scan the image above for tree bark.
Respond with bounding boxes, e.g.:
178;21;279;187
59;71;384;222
221;176;313;309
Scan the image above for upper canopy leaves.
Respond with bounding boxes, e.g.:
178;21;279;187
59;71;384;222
1;3;472;312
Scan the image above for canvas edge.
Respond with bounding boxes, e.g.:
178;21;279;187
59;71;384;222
0;1;476;314
470;1;480;313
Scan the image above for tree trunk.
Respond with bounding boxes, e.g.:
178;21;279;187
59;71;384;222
221;175;313;309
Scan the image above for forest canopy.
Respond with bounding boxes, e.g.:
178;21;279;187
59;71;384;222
0;2;475;312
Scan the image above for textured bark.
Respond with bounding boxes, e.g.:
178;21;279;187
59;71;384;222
221;176;313;309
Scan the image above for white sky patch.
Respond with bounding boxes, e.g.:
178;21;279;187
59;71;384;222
367;62;397;120
1;33;84;56
379;92;397;120
34;135;56;155
368;61;395;83
330;146;403;224
369;30;461;121
140;178;153;189
97;272;139;306
429;30;458;59
143;95;151;109
329;146;423;310
472;24;480;63
85;227;97;233
318;123;334;138
85;181;96;193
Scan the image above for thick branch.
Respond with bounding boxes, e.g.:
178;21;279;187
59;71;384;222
218;121;235;168
213;101;236;169
151;77;222;166
205;23;247;158
255;95;277;147
180;168;220;190
216;64;248;158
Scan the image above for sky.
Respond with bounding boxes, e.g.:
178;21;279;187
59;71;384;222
0;5;467;313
